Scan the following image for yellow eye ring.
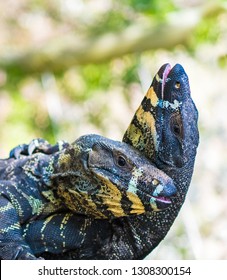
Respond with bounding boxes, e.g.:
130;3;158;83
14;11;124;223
152;179;159;186
175;81;181;89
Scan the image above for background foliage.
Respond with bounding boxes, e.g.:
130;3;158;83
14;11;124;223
0;0;227;259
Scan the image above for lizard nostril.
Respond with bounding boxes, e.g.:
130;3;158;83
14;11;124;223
152;179;159;186
152;181;176;198
159;182;177;197
165;183;177;197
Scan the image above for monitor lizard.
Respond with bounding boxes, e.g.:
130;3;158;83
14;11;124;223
0;134;176;259
1;63;199;259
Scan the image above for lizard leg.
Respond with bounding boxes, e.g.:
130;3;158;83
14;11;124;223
9;144;29;159
9;138;69;159
22;213;87;257
0;195;40;260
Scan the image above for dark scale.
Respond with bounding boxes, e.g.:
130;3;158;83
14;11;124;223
141;96;154;112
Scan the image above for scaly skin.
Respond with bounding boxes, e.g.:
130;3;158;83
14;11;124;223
0;134;176;259
67;63;198;260
5;63;199;259
119;63;199;259
39;63;199;260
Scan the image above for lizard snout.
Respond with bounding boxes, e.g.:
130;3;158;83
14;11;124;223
150;179;177;211
159;182;177;197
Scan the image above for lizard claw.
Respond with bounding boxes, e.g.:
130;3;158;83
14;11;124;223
9;138;69;159
9;139;50;159
9;144;29;159
27;139;69;154
27;138;51;155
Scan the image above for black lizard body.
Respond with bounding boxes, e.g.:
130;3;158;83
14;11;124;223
1;63;199;259
0;134;176;259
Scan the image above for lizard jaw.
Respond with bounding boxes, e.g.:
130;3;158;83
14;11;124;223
149;196;172;211
150;180;176;210
152;196;171;204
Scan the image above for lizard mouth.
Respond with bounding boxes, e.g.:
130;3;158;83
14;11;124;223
149;180;176;210
153;196;171;203
150;195;172;210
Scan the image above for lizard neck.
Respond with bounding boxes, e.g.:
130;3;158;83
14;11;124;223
47;144;95;215
50;144;83;182
126;157;196;259
36;145;82;197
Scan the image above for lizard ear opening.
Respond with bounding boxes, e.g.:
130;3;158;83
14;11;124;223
170;112;184;140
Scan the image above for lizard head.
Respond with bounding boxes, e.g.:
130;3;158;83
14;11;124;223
154;64;199;169
56;135;177;219
123;63;199;170
86;135;177;218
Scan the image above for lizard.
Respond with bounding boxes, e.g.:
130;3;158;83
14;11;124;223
5;63;199;259
0;134;177;260
118;63;199;259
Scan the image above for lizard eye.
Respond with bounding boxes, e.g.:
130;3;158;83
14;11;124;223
117;155;126;167
152;179;159;186
113;151;133;171
175;81;181;89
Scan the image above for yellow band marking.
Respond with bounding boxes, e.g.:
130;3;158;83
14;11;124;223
146;86;159;107
41;214;55;233
63;187;107;219
99;183;125;217
127;192;145;214
0;222;20;233
0;202;14;212
136;105;157;147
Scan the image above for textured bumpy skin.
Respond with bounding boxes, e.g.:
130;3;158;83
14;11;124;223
38;63;199;260
120;63;199;259
2;63;199;259
0;135;176;259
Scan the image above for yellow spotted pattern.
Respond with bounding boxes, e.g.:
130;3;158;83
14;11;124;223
98;182;124;217
146;86;159;107
124;85;159;154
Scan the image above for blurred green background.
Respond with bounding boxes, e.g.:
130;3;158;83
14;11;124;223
0;0;227;259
